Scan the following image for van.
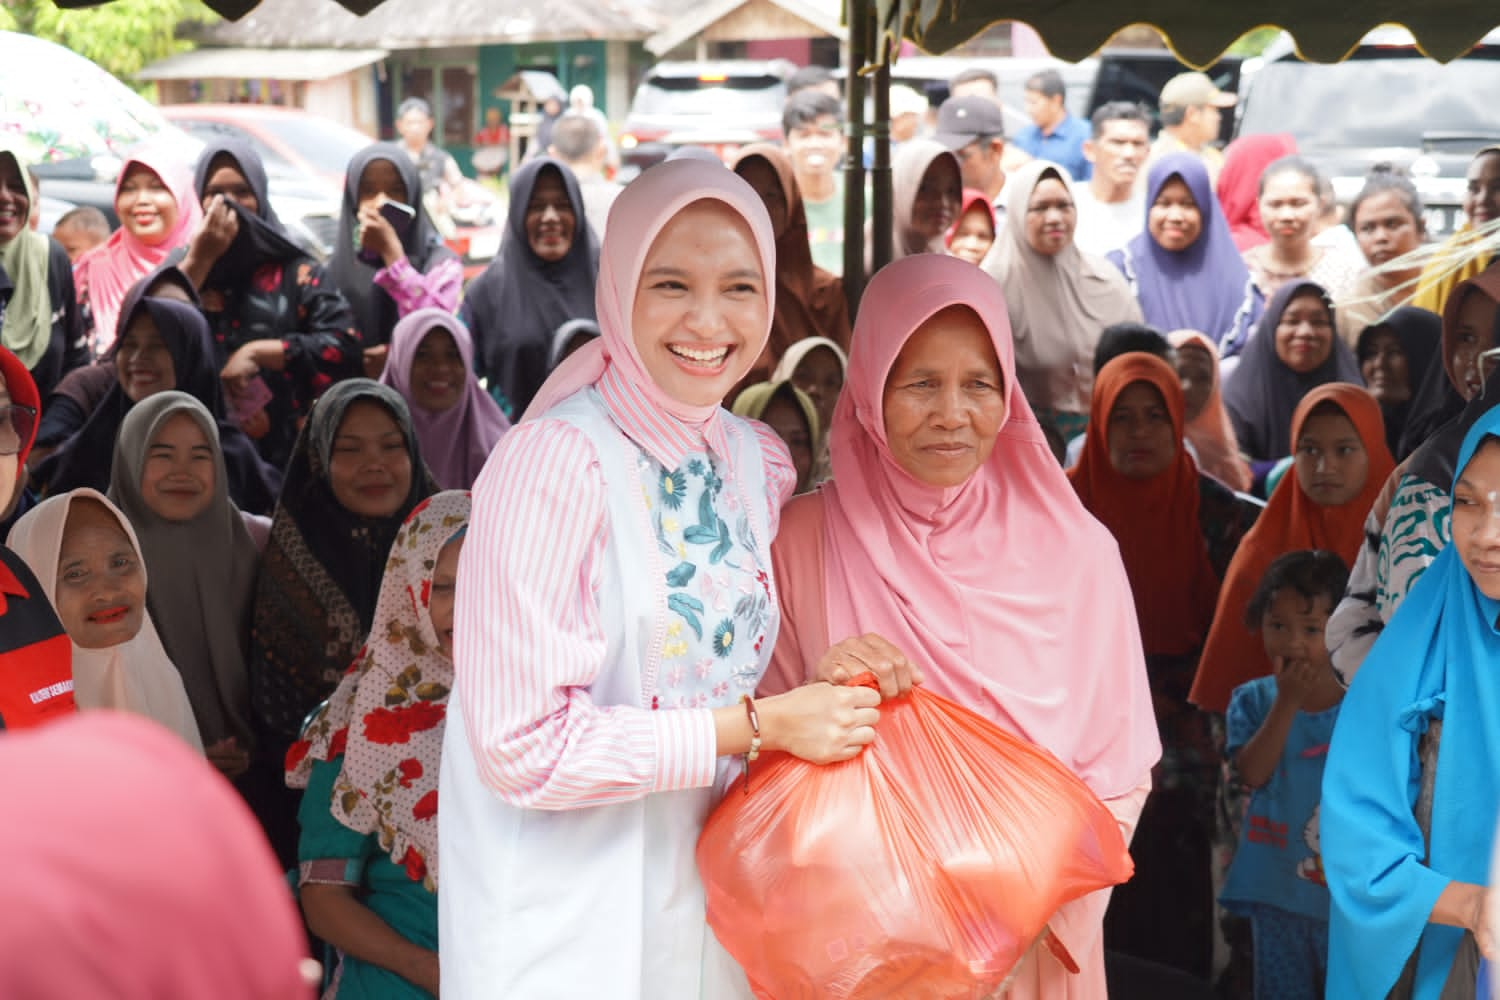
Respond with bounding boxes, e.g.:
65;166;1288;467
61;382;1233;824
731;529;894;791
619;60;793;180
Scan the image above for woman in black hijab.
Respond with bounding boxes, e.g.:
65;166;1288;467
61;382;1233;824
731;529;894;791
1222;280;1363;467
460;157;598;418
32;262;199;462
34;277;281;513
246;379;436;865
326;142;460;376
1392;264;1500;459
176;139;363;471
1353;307;1442;459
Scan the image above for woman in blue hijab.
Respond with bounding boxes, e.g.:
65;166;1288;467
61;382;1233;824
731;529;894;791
1323;406;1500;998
1108;153;1262;358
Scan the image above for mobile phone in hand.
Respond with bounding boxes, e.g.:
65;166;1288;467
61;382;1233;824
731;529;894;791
356;199;417;265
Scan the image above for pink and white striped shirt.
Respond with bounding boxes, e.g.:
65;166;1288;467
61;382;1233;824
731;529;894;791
454;363;794;810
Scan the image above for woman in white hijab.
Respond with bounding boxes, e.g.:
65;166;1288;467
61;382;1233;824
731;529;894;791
8;488;200;749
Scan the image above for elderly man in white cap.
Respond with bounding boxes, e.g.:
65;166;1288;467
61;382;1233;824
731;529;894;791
567;84;618;173
1146;71;1237;185
863;84;930;168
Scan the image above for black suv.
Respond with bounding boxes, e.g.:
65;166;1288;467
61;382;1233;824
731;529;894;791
1235;28;1500;238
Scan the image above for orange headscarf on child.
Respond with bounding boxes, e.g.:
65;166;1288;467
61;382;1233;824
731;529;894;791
1189;383;1394;711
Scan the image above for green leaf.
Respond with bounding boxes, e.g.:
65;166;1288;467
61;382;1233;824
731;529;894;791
697;487;715;529
665;562;697;588
667;593;704;639
709;519;732;563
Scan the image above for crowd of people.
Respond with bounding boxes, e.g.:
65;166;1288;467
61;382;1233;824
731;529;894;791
1;55;1500;1000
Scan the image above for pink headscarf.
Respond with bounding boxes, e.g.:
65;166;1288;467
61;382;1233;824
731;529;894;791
1216;133;1297;253
73;143;204;357
381;308;510;490
1168;329;1254;492
0;712;313;999
822;254;1160;799
522;158;777;424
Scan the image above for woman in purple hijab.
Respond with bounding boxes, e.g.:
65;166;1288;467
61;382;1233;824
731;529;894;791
379;308;510;490
1109;153;1263;358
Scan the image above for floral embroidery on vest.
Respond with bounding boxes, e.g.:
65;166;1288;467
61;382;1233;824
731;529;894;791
642;452;772;710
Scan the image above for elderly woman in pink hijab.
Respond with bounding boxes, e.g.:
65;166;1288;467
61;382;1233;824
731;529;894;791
73;144;203;360
437;158;883;999
379;307;510;489
760;253;1160;997
0;712;315;999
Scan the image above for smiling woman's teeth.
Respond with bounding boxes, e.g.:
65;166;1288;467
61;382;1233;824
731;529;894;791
669;345;729;366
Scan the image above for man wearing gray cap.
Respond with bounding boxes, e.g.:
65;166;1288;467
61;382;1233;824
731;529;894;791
1147;71;1237;185
932;94;1009;216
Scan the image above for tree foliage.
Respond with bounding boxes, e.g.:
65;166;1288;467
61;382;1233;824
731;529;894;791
1228;27;1283;58
1;0;209;80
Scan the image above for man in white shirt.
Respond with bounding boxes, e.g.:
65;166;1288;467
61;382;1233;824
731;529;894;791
1071;102;1150;257
549;115;621;242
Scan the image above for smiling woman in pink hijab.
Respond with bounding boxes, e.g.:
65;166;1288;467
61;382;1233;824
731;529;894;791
379;307;510;489
73;144;203;360
760;253;1160;998
437;158;884;1000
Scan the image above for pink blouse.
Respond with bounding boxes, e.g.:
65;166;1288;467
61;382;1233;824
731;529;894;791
761;489;1150;998
455;365;795;810
373;255;463;318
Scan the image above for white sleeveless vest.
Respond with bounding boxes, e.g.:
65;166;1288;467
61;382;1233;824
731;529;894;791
439;388;776;999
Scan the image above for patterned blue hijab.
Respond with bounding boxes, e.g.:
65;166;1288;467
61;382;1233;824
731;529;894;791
1324;405;1500;998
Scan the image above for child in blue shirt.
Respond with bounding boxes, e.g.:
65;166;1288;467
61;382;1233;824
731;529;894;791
1220;549;1349;1000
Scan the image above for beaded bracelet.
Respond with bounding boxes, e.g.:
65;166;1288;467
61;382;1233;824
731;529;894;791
741;694;761;794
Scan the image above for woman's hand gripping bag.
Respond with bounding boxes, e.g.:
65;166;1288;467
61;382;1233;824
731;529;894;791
697;676;1133;999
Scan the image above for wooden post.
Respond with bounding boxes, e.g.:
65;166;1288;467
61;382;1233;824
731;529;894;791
841;0;869;313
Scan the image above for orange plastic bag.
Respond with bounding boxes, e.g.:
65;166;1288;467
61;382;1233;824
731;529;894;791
697;678;1134;1000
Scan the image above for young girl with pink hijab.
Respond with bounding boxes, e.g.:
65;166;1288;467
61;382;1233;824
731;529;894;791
1169;328;1253;492
73;144;203;359
760;253;1160;997
438;158;883;999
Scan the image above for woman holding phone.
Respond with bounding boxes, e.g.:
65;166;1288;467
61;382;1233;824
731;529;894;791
328;143;462;378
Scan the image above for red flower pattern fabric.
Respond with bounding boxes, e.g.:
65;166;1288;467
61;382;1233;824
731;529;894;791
252;264;282;295
400;845;427;882
362;702;446;745
285;490;470;889
397;758;423;787
284;738;311;772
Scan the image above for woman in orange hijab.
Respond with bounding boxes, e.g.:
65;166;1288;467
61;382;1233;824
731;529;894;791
1191;383;1395;713
1069;352;1261;977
